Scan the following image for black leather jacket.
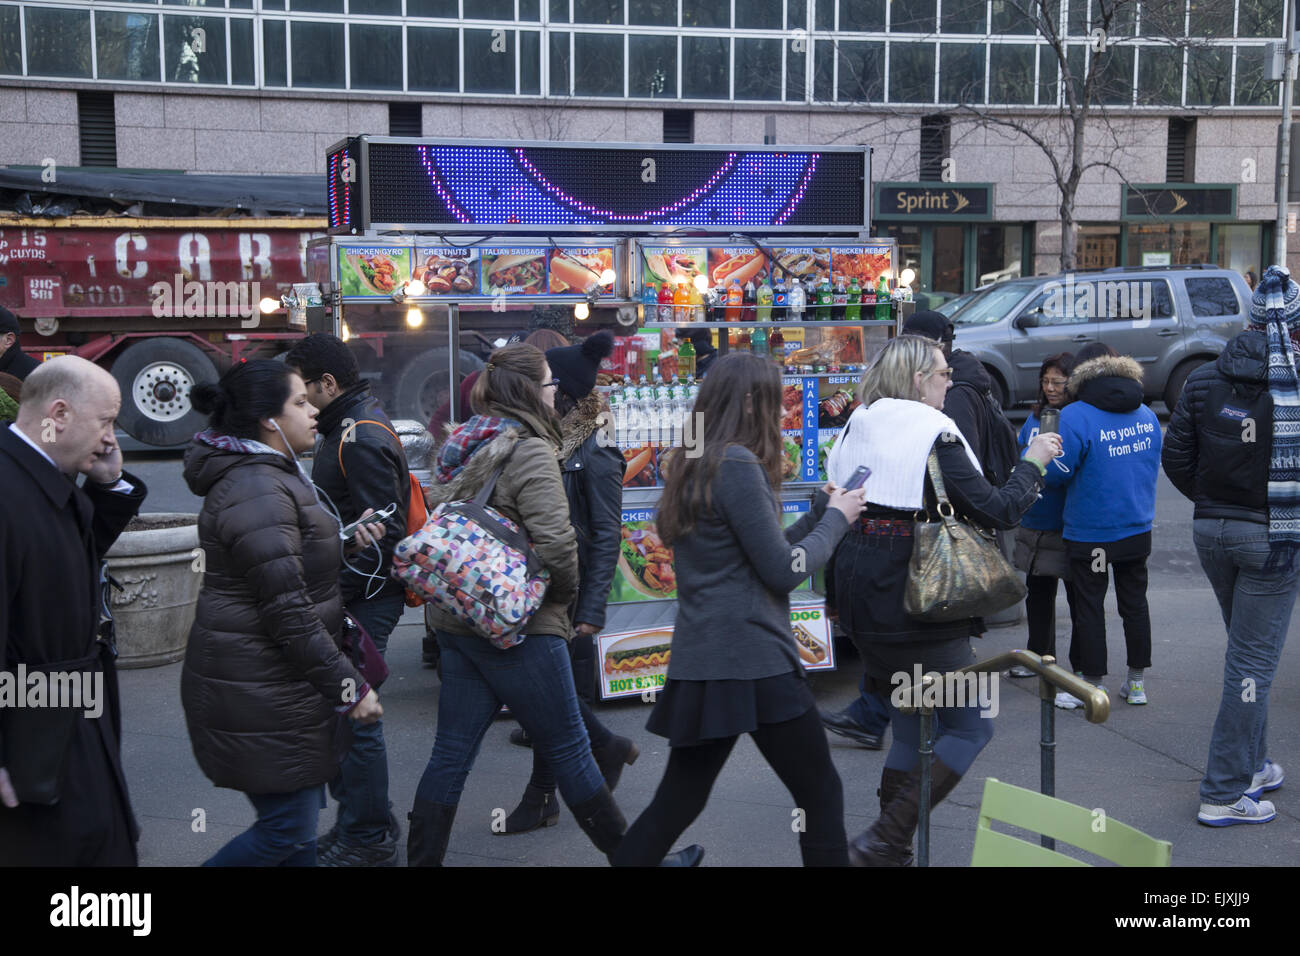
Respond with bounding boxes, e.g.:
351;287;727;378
1163;330;1271;524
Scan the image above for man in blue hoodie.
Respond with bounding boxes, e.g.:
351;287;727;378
1045;349;1161;707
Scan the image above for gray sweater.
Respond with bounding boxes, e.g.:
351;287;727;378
667;446;850;681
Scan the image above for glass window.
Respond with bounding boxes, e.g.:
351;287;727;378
1185;277;1243;317
889;41;935;102
1137;0;1186;37
350;24;402;90
1077;223;1120;270
976;225;1024;284
1186;46;1229;104
991;0;1035;35
735;37;782;100
550;0;570;23
264;19;287;86
683;0;728;28
263;0;286;9
520;0;540;21
1188;0;1233;36
521;30;540;93
737;0;783;29
550;31;570;94
408;26;458;90
940;42;985;103
1239;0;1284;37
891;0;935;33
1038;44;1059;104
630;0;675;26
840;0;886;31
96;11;161;82
465;28;516;92
408;0;458;15
291;0;344;11
575;0;622;23
1100;0;1137;37
1036;284;1098;326
630;33;676;97
25;7;92;78
291;21;344;88
230;17;254;85
787;0;805;30
0;5;20;75
350;0;401;13
682;36;729;98
1237;45;1279;105
469;0;517;20
1215;224;1262;280
1098;279;1174;320
1126;222;1210;266
1092;45;1133;104
1138;44;1182;106
814;38;833;101
786;45;806;100
838;40;884;101
164;15;227;84
1066;0;1089;36
990;43;1035;104
942;0;986;34
574;32;623;96
231;0;253;8
815;0;834;30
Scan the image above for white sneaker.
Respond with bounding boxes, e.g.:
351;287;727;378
1197;795;1276;827
1118;678;1147;705
1054;690;1083;710
1244;760;1284;801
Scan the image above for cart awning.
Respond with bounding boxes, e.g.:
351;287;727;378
0;167;324;215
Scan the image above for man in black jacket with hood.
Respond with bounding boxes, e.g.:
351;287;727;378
287;333;411;865
0;307;40;381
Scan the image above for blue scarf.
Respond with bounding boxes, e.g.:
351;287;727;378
1249;266;1300;568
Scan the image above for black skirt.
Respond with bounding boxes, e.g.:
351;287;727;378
645;670;815;748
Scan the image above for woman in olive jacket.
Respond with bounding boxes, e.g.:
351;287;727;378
182;360;383;867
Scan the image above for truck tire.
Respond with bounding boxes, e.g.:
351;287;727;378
985;367;1007;410
112;338;219;447
393;347;485;425
1163;358;1208;412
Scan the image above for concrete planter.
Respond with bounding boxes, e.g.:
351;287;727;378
105;513;200;668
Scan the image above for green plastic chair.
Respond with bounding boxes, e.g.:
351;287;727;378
971;778;1172;867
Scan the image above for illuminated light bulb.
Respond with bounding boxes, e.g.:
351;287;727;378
341;322;351;342
406;278;426;297
900;268;917;286
599;268;616;286
406;306;424;328
259;297;279;314
574;301;590;321
693;273;709;292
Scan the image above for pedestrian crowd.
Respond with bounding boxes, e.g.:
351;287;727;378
1;263;1297;866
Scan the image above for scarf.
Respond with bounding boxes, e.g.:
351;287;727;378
435;414;520;483
1248;266;1300;567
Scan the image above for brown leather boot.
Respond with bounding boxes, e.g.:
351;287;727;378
849;759;962;867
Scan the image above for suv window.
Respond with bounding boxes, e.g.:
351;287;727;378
1034;282;1099;326
1185;277;1242;317
1097;278;1174;322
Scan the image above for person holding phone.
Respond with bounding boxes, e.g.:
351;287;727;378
612;352;867;867
181;360;385;866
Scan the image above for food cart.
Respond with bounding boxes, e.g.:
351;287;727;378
309;137;907;702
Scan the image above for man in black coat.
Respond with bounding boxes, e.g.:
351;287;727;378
286;333;410;866
0;356;146;865
0;307;40;381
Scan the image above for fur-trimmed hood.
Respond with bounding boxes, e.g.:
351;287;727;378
1068;354;1145;413
558;392;612;461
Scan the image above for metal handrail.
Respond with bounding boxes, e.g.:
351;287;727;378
892;649;1109;866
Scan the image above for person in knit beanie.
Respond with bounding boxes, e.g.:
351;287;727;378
1162;263;1299;826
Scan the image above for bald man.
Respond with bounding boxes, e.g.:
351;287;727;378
0;356;147;865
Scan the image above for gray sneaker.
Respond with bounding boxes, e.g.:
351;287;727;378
1197;795;1276;827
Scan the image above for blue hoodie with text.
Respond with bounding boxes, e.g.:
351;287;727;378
1044;354;1162;543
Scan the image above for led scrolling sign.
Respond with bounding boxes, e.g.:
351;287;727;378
328;138;869;234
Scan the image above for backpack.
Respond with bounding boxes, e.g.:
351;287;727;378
389;444;549;649
339;418;429;608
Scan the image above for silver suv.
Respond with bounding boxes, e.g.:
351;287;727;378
948;265;1253;410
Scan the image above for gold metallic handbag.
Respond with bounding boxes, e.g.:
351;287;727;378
904;447;1027;623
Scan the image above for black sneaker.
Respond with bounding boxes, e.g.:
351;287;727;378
509;727;533;748
316;838;400;867
820;708;884;749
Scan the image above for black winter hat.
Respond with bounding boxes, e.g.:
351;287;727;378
0;305;19;335
547;330;613;402
902;310;954;345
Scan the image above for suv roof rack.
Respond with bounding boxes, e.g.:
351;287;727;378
1096;263;1218;273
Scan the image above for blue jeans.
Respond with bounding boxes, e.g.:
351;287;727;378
415;630;605;809
329;588;407;845
846;673;893;736
203;786;327;867
884;701;993;777
1194;519;1300;804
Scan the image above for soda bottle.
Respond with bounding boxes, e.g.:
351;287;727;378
742;279;757;322
773;279;789;321
833;278;848;321
789;278;806;321
689;280;706;323
751;324;769;358
769;326;785;367
817;277;833;321
671;278;687;323
677;335;696;382
642;281;657;317
712;281;727;322
875;275;891;321
657;280;674;323
737;327;751;351
756;278;773;321
846;276;862;322
726;278;742;322
863;274;877;306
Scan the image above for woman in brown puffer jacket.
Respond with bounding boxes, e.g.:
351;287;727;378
181;359;384;866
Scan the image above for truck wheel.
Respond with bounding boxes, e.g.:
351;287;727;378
112;338;219;447
393;347;485;425
1164;358;1208;412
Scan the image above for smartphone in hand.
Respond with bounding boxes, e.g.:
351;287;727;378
843;465;871;491
339;502;399;541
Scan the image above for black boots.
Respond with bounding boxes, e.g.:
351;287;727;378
571;784;628;862
848;760;962;867
407;800;458;867
500;784;561;835
593;735;640;792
